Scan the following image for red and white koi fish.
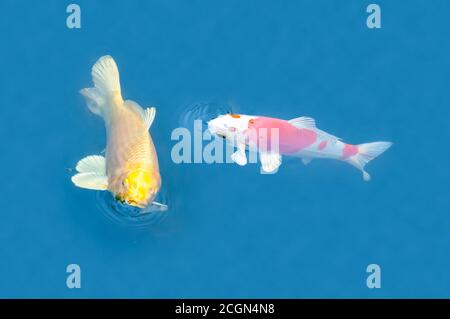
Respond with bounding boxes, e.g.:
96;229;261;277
207;113;392;180
71;56;166;210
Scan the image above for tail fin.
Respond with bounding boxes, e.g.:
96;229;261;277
80;55;123;117
348;141;392;181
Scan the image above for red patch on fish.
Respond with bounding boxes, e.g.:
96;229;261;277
318;140;327;150
341;143;358;159
247;116;317;154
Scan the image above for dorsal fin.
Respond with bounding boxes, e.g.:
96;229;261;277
143;107;156;130
124;100;156;130
288;116;316;129
289;116;341;143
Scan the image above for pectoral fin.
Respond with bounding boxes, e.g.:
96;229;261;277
259;152;282;174
301;157;313;165
231;145;247;166
71;155;108;190
71;173;108;190
75;155;106;174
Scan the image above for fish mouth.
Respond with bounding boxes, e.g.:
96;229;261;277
114;193;148;209
207;124;226;139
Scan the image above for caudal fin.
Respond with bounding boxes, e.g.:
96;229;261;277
79;55;123;117
348;141;392;181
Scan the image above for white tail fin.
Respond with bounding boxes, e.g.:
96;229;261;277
80;55;123;117
348;141;392;181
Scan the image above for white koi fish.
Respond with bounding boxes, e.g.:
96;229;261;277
72;56;167;210
208;113;392;180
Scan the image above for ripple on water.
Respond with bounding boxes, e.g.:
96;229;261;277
94;101;232;229
95;188;170;230
177;101;235;129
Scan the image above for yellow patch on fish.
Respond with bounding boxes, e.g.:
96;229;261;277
114;169;152;206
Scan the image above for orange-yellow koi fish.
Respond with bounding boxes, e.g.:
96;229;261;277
72;56;166;210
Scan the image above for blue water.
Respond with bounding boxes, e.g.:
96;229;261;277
1;0;449;298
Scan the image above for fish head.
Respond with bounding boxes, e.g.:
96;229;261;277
207;113;255;141
115;168;160;208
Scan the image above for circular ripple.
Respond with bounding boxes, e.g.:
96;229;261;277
95;188;170;230
177;101;233;129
